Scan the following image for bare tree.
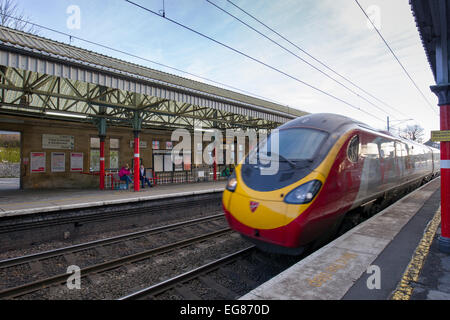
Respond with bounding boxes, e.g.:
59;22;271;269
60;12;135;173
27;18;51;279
399;124;425;143
0;0;39;34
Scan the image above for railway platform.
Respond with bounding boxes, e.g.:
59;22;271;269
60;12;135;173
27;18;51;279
0;181;226;218
241;177;449;300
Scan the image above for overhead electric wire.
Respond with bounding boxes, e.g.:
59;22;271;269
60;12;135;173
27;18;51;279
0;13;291;108
226;0;411;120
354;0;438;116
125;0;386;123
206;0;401;121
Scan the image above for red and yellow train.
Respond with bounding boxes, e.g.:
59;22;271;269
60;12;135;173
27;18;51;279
222;113;440;255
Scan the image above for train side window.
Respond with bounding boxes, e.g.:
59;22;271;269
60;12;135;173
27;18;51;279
380;141;395;159
347;135;359;163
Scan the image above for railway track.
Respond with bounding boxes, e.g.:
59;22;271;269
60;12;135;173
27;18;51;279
117;180;442;301
0;214;230;299
2;179;428;300
118;246;299;300
119;247;257;300
0;192;224;252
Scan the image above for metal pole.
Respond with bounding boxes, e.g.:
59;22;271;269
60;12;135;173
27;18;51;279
213;147;217;181
430;0;450;253
96;117;107;191
440;104;450;249
99;137;105;190
430;89;450;253
134;131;140;192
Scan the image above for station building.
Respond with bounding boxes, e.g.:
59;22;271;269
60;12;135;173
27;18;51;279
0;26;307;190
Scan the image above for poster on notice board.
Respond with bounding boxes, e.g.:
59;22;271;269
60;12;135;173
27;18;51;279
51;152;66;172
70;152;83;172
30;152;46;173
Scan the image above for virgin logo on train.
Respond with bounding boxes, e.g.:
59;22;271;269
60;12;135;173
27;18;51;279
250;201;259;212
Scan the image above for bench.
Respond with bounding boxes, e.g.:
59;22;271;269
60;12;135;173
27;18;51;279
111;170;160;190
112;173;133;190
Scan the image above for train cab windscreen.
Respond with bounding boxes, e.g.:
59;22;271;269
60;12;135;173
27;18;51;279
252;128;328;162
242;128;328;191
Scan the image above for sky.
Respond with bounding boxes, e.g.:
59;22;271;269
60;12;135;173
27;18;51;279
11;0;440;140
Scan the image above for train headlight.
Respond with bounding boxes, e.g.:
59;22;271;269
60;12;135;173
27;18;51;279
226;172;237;192
284;180;322;204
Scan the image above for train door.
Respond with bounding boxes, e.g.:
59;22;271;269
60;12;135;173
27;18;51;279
379;139;396;186
395;142;407;181
340;134;360;207
358;135;381;200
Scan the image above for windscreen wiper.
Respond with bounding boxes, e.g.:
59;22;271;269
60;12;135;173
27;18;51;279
260;152;297;169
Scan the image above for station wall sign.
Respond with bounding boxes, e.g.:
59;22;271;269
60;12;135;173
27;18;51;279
431;130;450;142
130;140;148;149
43;134;74;150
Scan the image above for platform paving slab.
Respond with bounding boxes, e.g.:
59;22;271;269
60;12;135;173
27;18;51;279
409;224;450;300
344;187;441;300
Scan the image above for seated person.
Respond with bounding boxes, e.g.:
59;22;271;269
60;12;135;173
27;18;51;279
221;166;231;177
118;164;133;189
139;164;152;188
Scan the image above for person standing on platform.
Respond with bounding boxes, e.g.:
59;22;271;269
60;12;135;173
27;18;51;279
119;164;133;189
139;164;152;188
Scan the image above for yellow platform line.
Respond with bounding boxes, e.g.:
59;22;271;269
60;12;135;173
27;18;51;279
391;207;441;300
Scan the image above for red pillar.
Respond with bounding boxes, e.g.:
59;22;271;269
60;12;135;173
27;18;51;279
441;105;450;240
134;131;140;192
213;148;217;181
99;137;105;190
431;85;450;253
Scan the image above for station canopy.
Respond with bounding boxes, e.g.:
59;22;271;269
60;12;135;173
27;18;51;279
410;0;450;83
0;26;307;132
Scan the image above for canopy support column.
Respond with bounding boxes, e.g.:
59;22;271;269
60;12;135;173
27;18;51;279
95;117;107;190
132;111;142;192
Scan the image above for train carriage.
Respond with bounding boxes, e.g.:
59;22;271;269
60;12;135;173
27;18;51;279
222;113;440;255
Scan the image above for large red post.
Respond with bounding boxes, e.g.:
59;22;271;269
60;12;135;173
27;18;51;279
426;1;450;253
134;131;140;192
213;147;217;181
441;105;450;243
99;137;105;190
432;83;450;253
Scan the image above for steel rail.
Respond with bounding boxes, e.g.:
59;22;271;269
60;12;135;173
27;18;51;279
0;225;231;299
118;246;256;300
0;213;224;269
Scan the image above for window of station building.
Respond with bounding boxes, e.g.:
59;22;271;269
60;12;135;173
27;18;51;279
90;137;100;172
347;135;359;163
110;138;119;170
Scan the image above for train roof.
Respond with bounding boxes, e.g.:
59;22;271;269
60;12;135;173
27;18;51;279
279;113;439;152
279;113;365;132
